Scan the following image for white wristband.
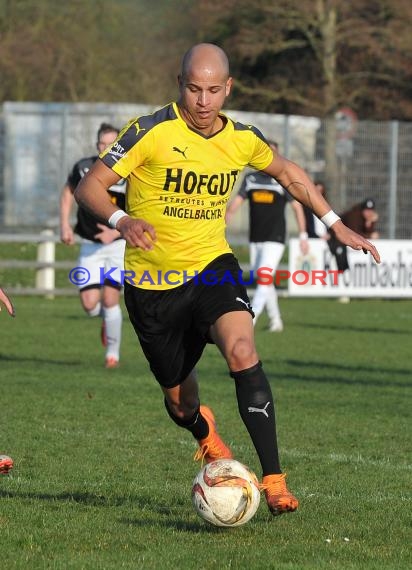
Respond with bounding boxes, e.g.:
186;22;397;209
299;232;308;240
320;210;341;229
108;210;128;229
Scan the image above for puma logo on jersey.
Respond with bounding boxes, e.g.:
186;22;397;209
248;402;270;418
173;146;188;159
135;121;146;136
236;296;251;310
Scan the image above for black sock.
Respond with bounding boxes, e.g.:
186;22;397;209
231;362;281;476
164;398;209;440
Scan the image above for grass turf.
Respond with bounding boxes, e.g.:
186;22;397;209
0;295;411;569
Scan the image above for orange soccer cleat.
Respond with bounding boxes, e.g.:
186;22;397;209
260;473;299;516
194;405;233;464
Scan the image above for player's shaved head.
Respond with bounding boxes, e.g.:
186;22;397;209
177;43;232;135
181;43;230;81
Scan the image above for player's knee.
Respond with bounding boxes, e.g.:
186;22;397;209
164;396;199;423
80;290;101;316
84;301;101;317
226;338;257;371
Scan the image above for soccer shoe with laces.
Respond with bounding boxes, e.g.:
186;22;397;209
260;473;299;516
0;455;13;475
194;405;233;464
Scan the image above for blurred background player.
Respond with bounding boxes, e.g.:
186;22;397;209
60;123;126;368
0;285;14;474
328;197;380;274
226;141;309;332
327;197;379;303
341;198;380;239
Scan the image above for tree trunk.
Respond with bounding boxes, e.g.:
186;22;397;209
318;1;341;210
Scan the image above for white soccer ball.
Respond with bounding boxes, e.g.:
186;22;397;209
192;458;261;527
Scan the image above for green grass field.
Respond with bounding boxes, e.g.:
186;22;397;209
0;294;411;569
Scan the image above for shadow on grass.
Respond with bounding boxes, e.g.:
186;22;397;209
286;358;411;377
0;352;82;366
119;516;218;533
0;488;214;532
301;322;409;335
262;358;412;388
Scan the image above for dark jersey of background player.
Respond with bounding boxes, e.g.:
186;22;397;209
327;198;379;273
304;207;319;238
238;171;293;244
340;198;379;239
66;157;126;242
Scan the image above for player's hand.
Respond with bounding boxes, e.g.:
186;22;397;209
60;225;75;245
0;287;15;317
94;223;120;244
332;221;380;263
117;217;156;251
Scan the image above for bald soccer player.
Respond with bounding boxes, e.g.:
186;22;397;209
74;43;380;517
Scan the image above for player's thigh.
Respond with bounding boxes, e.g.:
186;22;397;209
250;242;263;271
210;310;257;370
78;242;105;286
104;239;125;274
97;240;125;287
258;242;285;274
102;283;121;307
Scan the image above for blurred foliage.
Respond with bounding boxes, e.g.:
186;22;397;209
0;0;411;119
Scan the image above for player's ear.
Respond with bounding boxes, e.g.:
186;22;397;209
225;77;233;96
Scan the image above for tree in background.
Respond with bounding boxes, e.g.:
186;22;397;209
1;0;411;118
0;0;195;104
1;0;412;207
194;0;412;207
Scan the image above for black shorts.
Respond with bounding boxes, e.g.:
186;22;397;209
124;253;253;388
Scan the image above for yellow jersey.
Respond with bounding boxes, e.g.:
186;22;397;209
100;102;273;290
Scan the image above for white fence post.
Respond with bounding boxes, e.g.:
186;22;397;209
35;229;55;298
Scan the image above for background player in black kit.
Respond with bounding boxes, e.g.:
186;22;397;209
226;141;309;332
60;123;126;368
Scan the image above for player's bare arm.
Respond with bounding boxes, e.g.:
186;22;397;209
225;195;245;224
60;184;76;245
74;160;156;251
264;154;381;264
74;160;123;220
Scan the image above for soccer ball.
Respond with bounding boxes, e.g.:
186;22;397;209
192;458;261;527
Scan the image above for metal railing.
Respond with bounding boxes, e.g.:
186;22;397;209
0;230;78;296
